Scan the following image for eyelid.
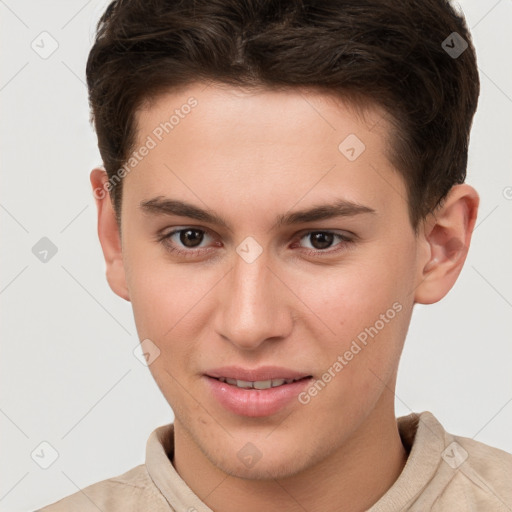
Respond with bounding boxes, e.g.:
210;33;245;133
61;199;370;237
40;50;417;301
158;226;216;247
159;226;355;240
295;228;355;240
158;226;355;258
294;230;354;252
158;225;214;238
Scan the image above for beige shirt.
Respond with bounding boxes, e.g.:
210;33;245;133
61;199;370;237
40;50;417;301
37;411;512;511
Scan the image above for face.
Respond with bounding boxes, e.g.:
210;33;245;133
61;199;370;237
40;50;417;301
117;82;425;479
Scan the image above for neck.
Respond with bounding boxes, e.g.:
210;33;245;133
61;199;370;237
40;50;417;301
172;391;407;512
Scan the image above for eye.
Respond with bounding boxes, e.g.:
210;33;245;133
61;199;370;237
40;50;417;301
158;227;215;257
296;231;353;254
157;227;354;259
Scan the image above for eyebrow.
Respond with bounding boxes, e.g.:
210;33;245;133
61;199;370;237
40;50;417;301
139;196;376;230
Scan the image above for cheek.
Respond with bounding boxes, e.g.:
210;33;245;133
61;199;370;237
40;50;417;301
297;267;412;417
126;261;208;402
304;260;409;331
299;250;415;378
124;239;206;335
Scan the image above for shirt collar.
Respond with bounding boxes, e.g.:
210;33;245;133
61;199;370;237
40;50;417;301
145;422;214;512
145;412;446;512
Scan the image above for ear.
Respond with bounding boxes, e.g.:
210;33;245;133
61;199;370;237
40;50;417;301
90;168;130;301
414;184;479;304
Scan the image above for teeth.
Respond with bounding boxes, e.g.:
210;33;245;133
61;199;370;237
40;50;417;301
236;379;254;388
217;377;304;389
253;380;272;389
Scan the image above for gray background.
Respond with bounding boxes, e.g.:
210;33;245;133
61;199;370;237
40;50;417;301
1;1;511;510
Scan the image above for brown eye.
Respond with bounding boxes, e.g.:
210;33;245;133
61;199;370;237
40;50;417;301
158;227;214;256
297;231;353;255
308;232;335;250
179;228;205;248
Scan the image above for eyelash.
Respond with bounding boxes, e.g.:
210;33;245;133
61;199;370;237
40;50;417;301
156;227;354;259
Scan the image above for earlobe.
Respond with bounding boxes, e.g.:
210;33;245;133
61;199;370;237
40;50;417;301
90;168;130;302
414;184;479;305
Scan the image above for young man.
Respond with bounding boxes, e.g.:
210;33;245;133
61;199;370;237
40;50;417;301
39;0;512;510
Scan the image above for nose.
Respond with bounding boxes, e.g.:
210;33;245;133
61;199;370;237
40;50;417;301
214;248;294;351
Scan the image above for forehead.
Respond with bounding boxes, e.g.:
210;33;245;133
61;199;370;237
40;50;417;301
124;82;406;225
135;82;391;155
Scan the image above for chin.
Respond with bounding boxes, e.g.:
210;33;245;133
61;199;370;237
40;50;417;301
208;445;312;481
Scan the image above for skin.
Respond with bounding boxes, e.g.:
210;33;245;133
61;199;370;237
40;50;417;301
91;82;479;512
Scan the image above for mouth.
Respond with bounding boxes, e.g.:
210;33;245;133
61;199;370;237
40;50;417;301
209;375;312;390
204;372;314;417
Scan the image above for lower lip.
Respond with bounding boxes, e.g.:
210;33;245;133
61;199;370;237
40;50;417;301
204;376;313;417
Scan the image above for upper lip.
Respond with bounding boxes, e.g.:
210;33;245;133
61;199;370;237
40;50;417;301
205;366;312;382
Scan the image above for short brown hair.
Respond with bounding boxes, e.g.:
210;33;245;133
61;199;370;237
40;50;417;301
86;0;479;229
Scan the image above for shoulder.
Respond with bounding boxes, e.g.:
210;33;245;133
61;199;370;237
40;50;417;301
418;412;512;510
450;432;512;503
455;432;512;470
36;464;170;512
